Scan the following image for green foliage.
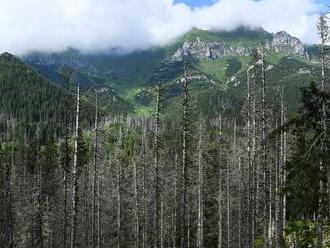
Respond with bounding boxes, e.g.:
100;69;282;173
286;82;330;219
285;221;330;248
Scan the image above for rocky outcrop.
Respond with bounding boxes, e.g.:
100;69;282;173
172;38;252;61
25;52;98;75
269;31;305;56
172;31;306;61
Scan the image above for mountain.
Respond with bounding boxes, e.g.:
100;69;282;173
22;27;322;118
0;52;66;123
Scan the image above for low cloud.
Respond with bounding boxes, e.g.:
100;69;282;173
0;0;324;55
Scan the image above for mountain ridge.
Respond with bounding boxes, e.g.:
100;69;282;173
15;27;323;117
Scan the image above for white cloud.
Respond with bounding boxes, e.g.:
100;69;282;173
0;0;325;55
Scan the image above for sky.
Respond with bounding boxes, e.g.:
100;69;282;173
0;0;327;55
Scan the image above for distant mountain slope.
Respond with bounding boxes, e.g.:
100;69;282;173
22;27;323;117
0;52;67;123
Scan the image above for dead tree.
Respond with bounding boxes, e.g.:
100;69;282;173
70;81;80;248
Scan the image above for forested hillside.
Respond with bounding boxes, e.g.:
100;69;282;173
0;14;330;248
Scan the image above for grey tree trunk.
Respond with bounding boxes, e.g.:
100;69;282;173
133;161;139;248
92;92;100;248
218;115;223;248
180;61;190;248
70;82;80;248
197;122;204;248
4;135;14;248
238;156;242;248
154;84;161;248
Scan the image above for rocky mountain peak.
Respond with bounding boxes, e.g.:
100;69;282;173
270;31;305;56
172;38;252;61
172;29;306;61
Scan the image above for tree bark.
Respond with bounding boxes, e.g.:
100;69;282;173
70;82;80;248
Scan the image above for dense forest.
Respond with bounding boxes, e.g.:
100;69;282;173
0;13;330;248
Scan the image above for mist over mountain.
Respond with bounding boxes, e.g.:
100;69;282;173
0;0;324;55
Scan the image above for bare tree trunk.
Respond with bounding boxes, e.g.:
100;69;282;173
246;65;254;248
142;134;147;248
84;159;89;247
238;156;242;248
282;111;287;230
36;145;44;248
218;115;223;248
161;198;164;248
181;62;189;248
117;163;121;248
154;84;161;248
4;134;14;248
70;82;80;248
173;153;178;248
226;142;230;248
197;122;204;248
117;129;123;248
133;161;140;248
92;92;100;248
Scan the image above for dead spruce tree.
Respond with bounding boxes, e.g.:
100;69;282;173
70;80;80;248
180;57;190;248
154;84;162;248
196;118;205;248
92;90;100;248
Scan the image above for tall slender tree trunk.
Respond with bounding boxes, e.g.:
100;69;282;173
247;65;254;248
226;141;230;248
142;133;147;248
258;51;269;248
197;122;204;248
181;62;189;248
92;92;100;248
4;133;14;248
173;153;178;248
154;84;161;248
84;159;89;247
133;161;140;248
218;115;223;248
238;156;242;248
70;82;80;248
117;129;123;248
36;144;44;248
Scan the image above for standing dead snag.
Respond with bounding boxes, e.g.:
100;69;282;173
116;128;123;248
181;57;190;248
197;120;204;248
218;115;223;248
70;80;80;248
92;90;100;248
154;83;162;248
133;161;139;248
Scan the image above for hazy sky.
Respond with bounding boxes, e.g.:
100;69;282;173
0;0;326;55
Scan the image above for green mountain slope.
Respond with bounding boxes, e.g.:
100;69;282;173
0;52;67;123
23;27;323;118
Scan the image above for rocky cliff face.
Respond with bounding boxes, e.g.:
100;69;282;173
172;31;306;61
269;31;305;56
172;37;252;60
